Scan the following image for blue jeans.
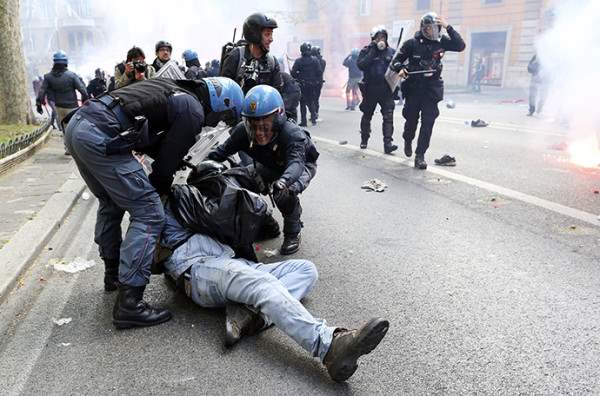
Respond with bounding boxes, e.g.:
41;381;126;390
166;234;335;361
65;114;165;287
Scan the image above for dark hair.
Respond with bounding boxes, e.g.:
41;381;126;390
126;46;145;62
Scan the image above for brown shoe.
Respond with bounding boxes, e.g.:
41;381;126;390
323;318;389;382
225;303;266;348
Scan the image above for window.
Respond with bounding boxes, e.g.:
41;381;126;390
416;0;431;10
68;32;76;51
359;0;371;16
307;0;318;20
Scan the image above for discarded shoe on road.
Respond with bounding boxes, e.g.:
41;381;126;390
471;119;489;127
434;155;456;167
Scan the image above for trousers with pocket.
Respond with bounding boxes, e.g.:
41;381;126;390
64;113;164;287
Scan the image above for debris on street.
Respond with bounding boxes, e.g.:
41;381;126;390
471;119;489;127
338;140;348;145
53;257;96;273
52;317;72;326
81;192;90;200
361;178;388;192
434;155;456;166
446;100;456;109
264;249;279;258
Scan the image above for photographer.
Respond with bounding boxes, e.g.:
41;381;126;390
114;46;156;89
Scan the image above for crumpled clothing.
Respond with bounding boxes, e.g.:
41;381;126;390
361;178;388;192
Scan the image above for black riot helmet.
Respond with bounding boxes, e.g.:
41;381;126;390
311;45;321;57
243;13;278;46
300;42;312;56
370;25;388;43
420;12;441;41
155;40;172;53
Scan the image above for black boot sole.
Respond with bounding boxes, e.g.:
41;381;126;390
328;318;390;382
113;312;173;330
280;244;300;255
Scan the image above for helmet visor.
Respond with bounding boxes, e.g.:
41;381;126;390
244;113;276;146
422;22;440;41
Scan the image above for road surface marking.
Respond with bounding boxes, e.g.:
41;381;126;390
314;136;599;227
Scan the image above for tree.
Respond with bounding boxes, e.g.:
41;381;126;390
0;0;33;124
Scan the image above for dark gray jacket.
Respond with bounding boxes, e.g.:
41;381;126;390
36;67;88;108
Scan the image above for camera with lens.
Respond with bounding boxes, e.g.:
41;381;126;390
132;60;147;73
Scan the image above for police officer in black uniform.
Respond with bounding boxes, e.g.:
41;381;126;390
64;77;243;329
391;12;465;169
311;45;326;120
220;12;283;94
292;42;322;127
208;85;319;255
86;68;107;98
357;26;398;154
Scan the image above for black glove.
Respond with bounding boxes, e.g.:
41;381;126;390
36;104;43;115
272;179;287;192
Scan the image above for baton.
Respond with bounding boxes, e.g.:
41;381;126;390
407;70;438;75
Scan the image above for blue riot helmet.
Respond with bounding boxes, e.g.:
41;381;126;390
241;85;285;146
182;49;198;62
351;48;359;57
203;77;244;127
53;50;68;65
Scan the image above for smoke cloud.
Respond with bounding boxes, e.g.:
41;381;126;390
74;1;293;77
536;0;600;165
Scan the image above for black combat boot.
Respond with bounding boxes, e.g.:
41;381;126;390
384;143;398;154
414;155;427;170
299;118;308;127
280;233;301;255
403;140;413;157
113;285;172;329
323;318;389;382
224;303;266;348
360;136;368;149
103;258;120;292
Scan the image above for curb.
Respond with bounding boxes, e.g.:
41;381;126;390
0;173;86;303
0;125;53;176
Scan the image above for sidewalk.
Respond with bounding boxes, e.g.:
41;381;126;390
0;130;86;301
0;131;77;249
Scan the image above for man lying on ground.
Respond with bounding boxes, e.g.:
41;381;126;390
159;202;390;382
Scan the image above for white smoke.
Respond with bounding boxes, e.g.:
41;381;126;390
536;0;600;142
73;0;293;77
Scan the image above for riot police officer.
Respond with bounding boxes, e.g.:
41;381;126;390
391;13;465;169
36;50;88;153
182;49;208;79
208;85;319;255
64;77;244;329
357;26;397;154
311;45;326;120
220;12;283;94
292;42;322;127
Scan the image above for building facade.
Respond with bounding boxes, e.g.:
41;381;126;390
287;0;554;93
20;0;108;80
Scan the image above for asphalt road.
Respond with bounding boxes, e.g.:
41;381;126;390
2;98;600;394
315;95;600;215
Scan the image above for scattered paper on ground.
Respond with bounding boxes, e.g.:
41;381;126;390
53;257;96;273
361;179;388;193
52;317;72;326
264;249;279;258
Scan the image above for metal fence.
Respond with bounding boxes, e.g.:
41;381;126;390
0;119;52;160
